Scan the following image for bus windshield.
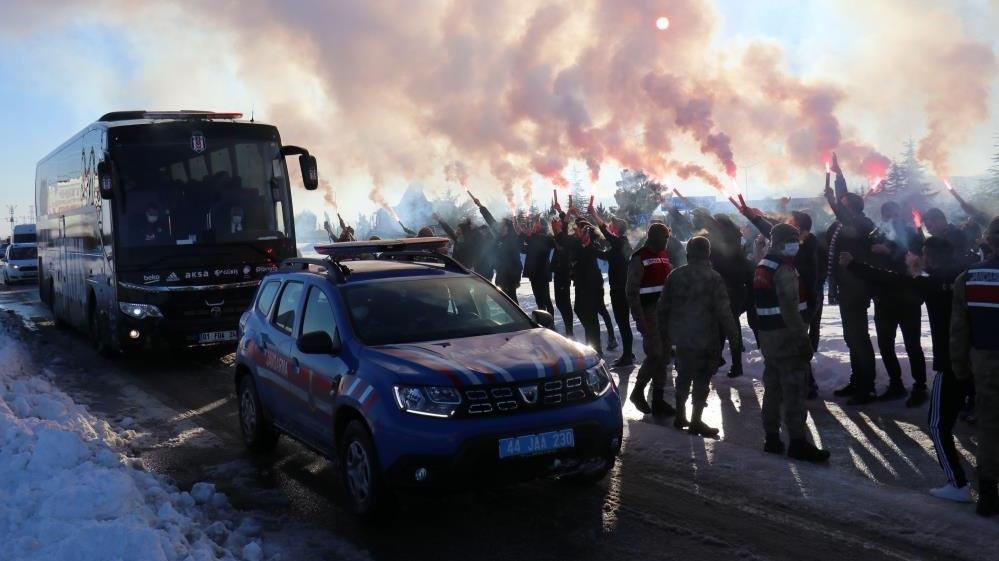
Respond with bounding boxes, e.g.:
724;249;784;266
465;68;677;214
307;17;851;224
113;126;292;248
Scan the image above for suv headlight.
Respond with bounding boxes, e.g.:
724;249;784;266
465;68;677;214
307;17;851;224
585;362;612;396
393;385;462;418
119;302;163;320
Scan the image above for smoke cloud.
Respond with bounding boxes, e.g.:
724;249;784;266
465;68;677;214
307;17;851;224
2;0;995;212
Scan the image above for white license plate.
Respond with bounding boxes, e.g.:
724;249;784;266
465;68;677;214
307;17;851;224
198;330;237;343
499;429;575;459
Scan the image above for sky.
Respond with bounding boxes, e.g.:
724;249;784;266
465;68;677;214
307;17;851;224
1;0;997;236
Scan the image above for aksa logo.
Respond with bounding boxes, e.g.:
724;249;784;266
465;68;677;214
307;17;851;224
143;273;161;284
191;132;206;153
165;272;180;282
185;270;209;280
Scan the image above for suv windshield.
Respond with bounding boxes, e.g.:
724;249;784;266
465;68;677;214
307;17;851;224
9;246;37;260
343;277;533;345
113;124;292;248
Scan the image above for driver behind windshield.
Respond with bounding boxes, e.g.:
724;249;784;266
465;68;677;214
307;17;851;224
138;203;169;245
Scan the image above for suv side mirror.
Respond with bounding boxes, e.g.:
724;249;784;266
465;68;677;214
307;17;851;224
531;309;555;329
299;154;318;191
297;330;336;354
97;159;115;200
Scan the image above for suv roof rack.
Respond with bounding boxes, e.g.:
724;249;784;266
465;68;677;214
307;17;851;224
280;256;348;283
300;237;469;283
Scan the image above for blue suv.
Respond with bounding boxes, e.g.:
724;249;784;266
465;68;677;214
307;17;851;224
234;238;623;518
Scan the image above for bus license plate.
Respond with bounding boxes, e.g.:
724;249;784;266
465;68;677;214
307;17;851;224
498;429;575;459
198;330;237;343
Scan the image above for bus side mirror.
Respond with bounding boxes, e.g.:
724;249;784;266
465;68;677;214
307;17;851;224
97;160;114;200
300;155;318;191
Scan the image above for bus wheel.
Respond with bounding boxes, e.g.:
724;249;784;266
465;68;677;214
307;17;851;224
88;306;115;357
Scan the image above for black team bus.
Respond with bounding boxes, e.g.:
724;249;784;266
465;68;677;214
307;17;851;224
35;110;318;353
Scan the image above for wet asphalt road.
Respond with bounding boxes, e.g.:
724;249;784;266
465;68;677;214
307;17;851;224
0;283;985;561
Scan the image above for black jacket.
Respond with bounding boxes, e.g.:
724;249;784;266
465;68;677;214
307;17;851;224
521;233;554;281
598;224;631;288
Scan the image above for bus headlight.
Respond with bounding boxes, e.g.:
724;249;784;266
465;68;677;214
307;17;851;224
585;363;612;396
393;385;461;418
119;302;163;320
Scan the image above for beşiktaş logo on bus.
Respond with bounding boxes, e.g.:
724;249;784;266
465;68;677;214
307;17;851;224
191;131;206;153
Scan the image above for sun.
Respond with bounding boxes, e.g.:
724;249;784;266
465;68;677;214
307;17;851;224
655;16;670;31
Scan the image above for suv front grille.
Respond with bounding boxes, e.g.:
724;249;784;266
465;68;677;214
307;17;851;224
459;374;592;417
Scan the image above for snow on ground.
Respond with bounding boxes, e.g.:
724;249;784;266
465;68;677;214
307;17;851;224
0;324;292;561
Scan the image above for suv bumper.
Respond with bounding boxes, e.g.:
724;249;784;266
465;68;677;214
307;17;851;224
376;392;623;490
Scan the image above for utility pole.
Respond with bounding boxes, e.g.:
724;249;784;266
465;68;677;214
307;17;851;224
6;205;14;239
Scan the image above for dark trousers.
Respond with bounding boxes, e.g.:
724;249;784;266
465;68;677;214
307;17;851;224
498;280;519;304
928;371;969;488
597;301;616;343
809;298;824;352
874;297;926;388
554;276;574;336
574;288;602;355
529;277;553;316
717;312;743;375
840;295;877;394
609;285;633;356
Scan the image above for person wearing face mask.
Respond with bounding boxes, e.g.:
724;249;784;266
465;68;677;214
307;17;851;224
841;236;972;503
593;211;635;366
657;236;739;436
521;217;555;317
951;216;999;517
139;203;167;244
756;223;831;462
868;202;927;406
625;223;675;417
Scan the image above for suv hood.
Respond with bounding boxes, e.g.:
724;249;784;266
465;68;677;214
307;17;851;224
363;328;600;386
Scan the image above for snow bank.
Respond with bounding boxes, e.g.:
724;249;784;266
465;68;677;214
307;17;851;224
0;328;264;561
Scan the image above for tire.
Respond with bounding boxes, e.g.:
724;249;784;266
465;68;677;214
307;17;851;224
88;305;116;358
237;375;279;453
339;420;394;521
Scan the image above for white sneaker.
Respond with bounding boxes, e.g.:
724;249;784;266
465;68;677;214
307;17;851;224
930;483;974;503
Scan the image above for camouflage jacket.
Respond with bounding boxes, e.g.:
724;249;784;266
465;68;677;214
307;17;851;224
655;258;739;351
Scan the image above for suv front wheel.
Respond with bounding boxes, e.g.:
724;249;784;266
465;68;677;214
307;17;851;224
340;420;394;521
238;375;279;453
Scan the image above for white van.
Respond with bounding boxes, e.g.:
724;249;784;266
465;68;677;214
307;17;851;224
2;244;38;284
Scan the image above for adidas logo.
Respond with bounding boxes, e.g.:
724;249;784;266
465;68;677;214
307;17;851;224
165;272;180;282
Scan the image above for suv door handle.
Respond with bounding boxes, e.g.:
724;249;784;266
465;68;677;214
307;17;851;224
292;357;300;375
330;374;343;397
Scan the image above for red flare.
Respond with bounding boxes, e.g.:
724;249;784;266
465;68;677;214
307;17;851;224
727;196;740;209
943;178;954;191
912;207;923;230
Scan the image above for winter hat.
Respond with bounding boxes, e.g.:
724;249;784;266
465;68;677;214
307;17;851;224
771;223;800;247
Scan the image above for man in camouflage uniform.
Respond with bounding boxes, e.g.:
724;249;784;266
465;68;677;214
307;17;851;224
951;216;999;517
626;223;675;417
755;224;830;462
656;236;739;436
